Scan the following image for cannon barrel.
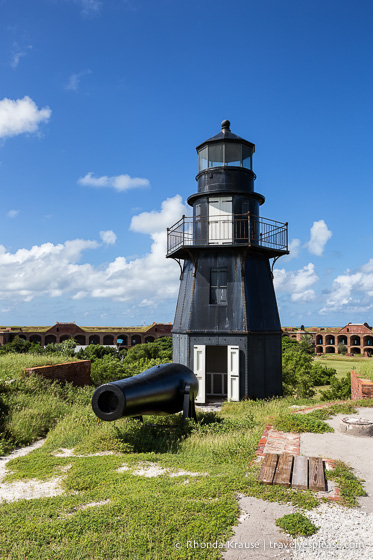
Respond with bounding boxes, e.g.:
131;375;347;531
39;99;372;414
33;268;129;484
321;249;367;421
91;363;198;421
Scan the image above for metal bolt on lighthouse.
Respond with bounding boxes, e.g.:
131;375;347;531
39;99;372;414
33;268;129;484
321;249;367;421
166;121;289;403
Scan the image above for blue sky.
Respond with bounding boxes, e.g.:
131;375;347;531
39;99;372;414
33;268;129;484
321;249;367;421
0;0;372;327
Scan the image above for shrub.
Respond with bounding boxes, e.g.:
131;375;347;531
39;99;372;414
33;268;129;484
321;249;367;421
90;354;130;385
282;350;315;398
320;373;351;401
309;363;337;386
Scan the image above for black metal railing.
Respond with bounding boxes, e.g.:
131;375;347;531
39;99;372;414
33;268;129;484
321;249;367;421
167;213;288;255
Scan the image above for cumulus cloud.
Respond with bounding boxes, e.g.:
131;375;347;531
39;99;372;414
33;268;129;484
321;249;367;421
99;230;117;245
274;263;319;303
7;210;19;218
0;96;51;139
130;195;188;234
306;220;332;256
78;172;150;192
320;258;373;315
283;238;301;262
0;196;185;307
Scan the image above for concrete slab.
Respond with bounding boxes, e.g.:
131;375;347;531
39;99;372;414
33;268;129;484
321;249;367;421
223;496;295;560
300;407;373;512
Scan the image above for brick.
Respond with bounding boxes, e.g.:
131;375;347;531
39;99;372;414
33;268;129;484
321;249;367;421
25;360;91;387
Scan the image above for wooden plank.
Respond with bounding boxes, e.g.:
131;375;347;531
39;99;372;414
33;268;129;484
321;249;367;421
273;453;293;487
308;457;325;491
257;453;278;485
291;455;308;490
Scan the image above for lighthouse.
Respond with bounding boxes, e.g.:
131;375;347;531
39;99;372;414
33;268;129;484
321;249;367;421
167;120;288;402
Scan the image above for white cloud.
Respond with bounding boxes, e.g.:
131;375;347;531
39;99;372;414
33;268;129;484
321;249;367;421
0;96;51;139
99;230;117;245
283;238;301;261
72;0;102;16
0;196;185;307
78;172;150;192
7;210;19;218
274;263;319;303
10;43;32;70
130;195;188;234
320;258;373;315
65;69;92;91
306;220;332;256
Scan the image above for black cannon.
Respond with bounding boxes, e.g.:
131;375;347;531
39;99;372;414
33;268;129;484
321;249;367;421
91;363;198;422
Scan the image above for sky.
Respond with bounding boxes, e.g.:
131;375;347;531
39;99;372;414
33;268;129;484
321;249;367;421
0;0;373;328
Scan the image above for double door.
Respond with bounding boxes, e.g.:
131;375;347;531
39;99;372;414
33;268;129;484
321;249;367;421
193;345;239;403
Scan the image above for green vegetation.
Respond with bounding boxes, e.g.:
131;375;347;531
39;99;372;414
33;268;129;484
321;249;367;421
282;337;337;398
0;352;77;382
319;373;351;401
275;513;319;537
272;403;357;434
0;342;371;558
356;361;373;383
325;460;366;507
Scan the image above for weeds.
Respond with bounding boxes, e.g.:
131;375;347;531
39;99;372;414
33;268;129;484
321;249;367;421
275;513;319;537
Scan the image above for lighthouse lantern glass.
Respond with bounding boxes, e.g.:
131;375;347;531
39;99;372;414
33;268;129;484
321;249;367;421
198;142;252;171
198;147;208;171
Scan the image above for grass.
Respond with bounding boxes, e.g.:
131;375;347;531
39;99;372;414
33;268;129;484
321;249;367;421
0;353;372;559
355;362;373;383
0;353;77;382
313;354;369;378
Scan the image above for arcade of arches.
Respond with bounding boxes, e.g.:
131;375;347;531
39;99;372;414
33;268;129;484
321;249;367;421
0;322;172;349
283;322;373;356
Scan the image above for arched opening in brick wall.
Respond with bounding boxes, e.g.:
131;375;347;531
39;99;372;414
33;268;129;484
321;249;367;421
363;335;373;347
103;335;114;345
351;347;361;354
131;335;141;346
145;336;155;343
74;335;86;345
316;346;323;353
325;335;335;345
316;335;323;345
60;335;72;343
45;335;56;345
30;334;42;344
325;346;335;353
337;335;347;345
351;336;361;346
18;334;27;341
363;347;372;357
116;335;128;346
89;335;100;345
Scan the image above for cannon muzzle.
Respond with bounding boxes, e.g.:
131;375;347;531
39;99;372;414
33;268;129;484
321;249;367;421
92;362;198;421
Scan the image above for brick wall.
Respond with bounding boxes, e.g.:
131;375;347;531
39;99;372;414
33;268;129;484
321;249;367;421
25;360;91;387
350;369;373;400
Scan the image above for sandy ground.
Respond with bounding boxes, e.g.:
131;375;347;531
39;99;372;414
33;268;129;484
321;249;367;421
0;439;66;502
300;407;373;513
222;496;296;560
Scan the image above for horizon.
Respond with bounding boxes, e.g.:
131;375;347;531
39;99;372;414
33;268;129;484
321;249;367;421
1;0;373;327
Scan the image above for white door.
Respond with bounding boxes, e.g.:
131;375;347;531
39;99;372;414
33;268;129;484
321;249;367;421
209;197;232;244
227;345;240;401
194;345;206;404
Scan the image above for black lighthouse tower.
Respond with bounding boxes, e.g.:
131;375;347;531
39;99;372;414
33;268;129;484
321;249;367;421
167;121;288;403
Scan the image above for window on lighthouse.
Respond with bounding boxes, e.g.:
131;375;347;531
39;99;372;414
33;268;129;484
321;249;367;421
210;268;227;305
